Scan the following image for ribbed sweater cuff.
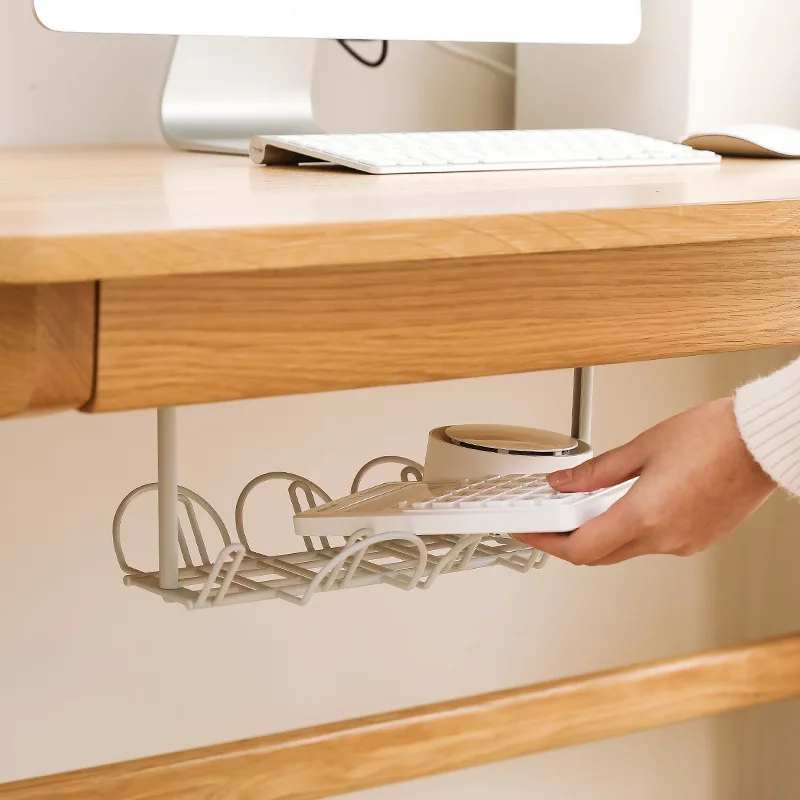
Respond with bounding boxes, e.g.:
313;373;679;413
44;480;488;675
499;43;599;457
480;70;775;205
734;357;800;496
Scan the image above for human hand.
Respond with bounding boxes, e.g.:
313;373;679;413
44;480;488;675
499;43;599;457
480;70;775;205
513;397;776;566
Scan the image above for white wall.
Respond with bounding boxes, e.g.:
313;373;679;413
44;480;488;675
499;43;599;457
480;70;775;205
0;1;172;145
2;4;796;798
688;0;800;130
516;0;800;140
516;0;694;141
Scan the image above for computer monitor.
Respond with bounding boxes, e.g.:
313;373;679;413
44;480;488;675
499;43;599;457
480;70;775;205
34;1;641;43
33;0;642;152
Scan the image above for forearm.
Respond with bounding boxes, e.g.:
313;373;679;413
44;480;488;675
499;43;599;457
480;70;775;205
735;356;800;496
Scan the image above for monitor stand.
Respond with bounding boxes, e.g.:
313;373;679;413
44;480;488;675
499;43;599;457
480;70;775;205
161;37;322;155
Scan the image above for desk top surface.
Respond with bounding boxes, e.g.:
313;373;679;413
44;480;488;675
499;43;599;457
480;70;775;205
3;146;800;284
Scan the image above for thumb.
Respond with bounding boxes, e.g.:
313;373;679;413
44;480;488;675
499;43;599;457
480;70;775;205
548;441;644;492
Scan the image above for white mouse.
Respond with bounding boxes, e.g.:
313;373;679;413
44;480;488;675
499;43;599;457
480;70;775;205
682;124;800;158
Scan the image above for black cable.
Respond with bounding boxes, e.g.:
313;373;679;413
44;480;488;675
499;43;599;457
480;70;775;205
336;39;389;68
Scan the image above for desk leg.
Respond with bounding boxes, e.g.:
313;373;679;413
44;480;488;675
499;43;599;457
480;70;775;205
0;283;96;418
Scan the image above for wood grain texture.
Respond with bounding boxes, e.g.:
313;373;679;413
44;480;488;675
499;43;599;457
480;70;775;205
90;236;800;412
0;283;95;417
3;147;800;284
4;634;800;800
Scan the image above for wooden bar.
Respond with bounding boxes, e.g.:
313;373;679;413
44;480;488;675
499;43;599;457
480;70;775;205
90;236;800;412
0;283;95;418
4;634;800;800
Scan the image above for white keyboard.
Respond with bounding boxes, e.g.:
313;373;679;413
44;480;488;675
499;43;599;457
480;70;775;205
250;129;721;175
293;474;636;538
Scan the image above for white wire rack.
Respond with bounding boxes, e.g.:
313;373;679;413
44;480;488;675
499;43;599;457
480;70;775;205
113;369;593;610
113;456;548;610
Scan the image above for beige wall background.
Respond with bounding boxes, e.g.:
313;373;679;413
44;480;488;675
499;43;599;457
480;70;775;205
517;0;800;141
1;2;798;797
517;0;695;140
689;0;800;132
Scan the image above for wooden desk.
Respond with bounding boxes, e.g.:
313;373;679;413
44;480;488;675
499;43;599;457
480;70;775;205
3;147;800;416
2;147;800;800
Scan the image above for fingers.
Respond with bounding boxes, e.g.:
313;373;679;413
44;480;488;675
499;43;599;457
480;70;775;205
548;440;645;493
514;492;636;565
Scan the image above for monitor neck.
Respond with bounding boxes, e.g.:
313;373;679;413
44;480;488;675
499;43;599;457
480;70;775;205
161;36;321;155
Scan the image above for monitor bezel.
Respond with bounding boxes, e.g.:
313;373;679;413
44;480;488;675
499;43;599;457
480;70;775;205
33;0;642;45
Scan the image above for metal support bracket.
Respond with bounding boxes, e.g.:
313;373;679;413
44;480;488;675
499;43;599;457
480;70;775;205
161;36;322;155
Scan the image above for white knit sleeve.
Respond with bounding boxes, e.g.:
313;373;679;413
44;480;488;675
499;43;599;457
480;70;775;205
734;356;800;496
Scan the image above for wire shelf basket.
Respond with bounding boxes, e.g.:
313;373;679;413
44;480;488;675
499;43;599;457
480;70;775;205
114;455;548;610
